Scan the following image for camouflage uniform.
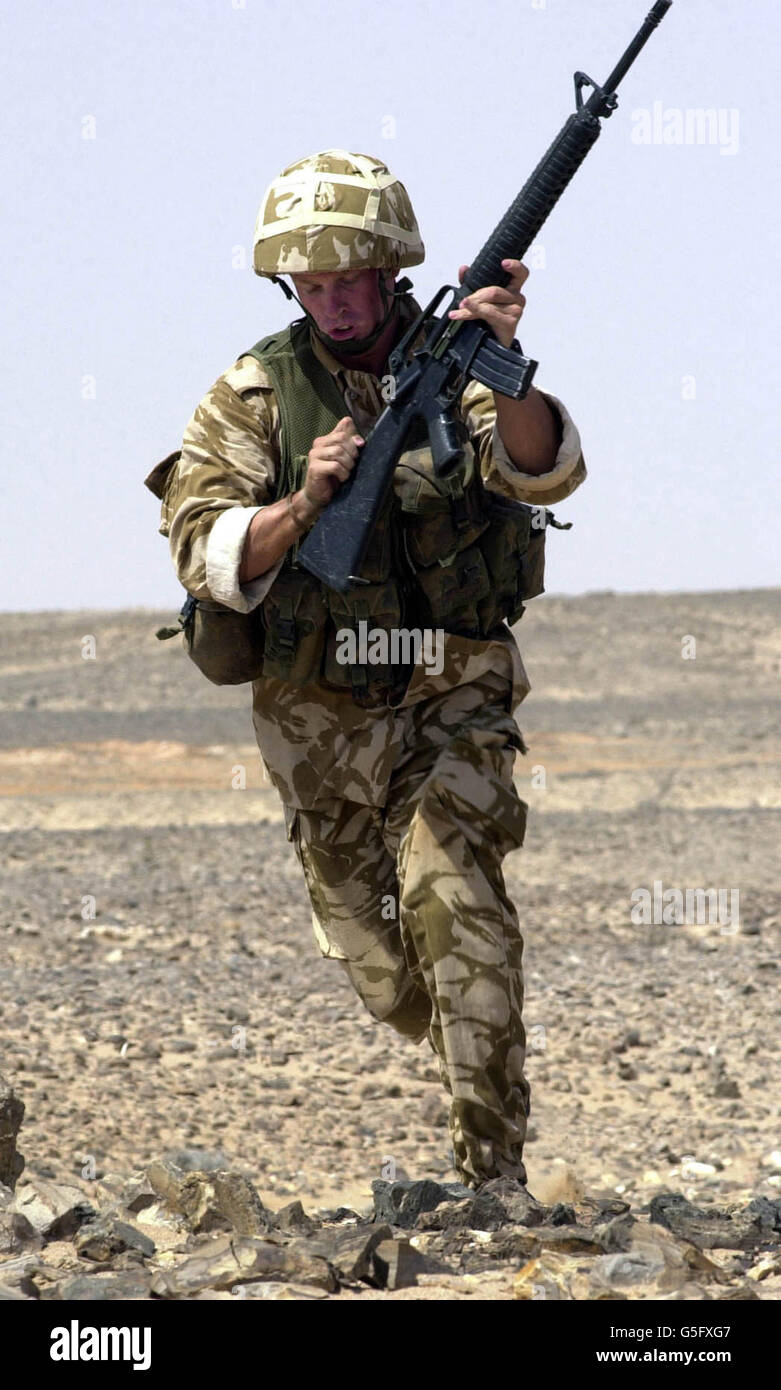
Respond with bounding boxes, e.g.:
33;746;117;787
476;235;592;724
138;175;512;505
153;155;587;1189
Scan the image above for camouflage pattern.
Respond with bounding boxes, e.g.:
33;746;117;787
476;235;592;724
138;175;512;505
253;149;425;276
159;290;585;804
154;281;587;1189
286;666;530;1188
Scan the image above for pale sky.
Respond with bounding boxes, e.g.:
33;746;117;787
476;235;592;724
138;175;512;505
3;0;779;611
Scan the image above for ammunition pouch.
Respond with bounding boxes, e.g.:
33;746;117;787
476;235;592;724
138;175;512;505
260;567;328;684
322;581;407;707
477;495;547;633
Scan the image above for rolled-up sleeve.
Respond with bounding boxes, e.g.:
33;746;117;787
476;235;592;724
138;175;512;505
462;381;587;506
167;357;284;611
204;505;285;612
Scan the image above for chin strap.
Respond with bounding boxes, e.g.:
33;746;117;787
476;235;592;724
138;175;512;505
269;272;414;356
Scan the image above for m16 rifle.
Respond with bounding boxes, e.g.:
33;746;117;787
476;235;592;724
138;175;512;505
298;1;673;594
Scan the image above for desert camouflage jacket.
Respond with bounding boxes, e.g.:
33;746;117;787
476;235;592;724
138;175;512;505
155;293;587;809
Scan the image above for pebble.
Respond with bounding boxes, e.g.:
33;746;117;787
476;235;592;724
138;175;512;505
680;1159;718;1179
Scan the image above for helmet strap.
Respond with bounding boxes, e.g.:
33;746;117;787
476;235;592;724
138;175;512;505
269;273;414;357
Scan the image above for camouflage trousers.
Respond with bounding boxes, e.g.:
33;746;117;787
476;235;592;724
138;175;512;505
284;672;532;1189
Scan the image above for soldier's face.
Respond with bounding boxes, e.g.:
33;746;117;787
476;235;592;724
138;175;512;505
291;267;392;341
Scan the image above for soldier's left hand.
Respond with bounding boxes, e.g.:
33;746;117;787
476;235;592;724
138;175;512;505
448;258;528;349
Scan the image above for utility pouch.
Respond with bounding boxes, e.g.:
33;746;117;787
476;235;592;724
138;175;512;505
260;565;329;684
476;495;536;632
395;446;488;569
156;593;266;685
476;495;572;633
322;581;406;706
414;543;491;638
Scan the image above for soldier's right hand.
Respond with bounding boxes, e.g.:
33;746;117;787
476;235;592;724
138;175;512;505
303;417;364;507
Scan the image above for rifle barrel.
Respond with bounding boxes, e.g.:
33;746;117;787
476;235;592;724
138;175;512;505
598;1;673;101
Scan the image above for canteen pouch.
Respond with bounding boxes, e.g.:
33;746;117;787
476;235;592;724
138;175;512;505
176;596;266;685
155;593;265;686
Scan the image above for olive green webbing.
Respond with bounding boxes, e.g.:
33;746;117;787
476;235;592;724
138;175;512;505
244;321;349;501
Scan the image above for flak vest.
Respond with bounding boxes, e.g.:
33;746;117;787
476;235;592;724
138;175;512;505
156;316;562;703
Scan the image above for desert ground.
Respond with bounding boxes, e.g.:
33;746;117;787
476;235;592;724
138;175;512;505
1;589;779;1300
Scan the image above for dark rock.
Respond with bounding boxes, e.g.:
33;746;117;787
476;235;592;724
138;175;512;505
472;1177;547;1228
145;1158;187;1209
371;1238;449;1290
74;1215;156;1262
183;1172;271;1237
649;1192;764;1251
120;1175;159;1215
530;1224;609;1256
549;1203;577;1226
146;1159;271;1236
652;1142;681;1164
590;1220;725;1297
486;1223;609;1260
711;1076;741;1099
317;1206;363;1225
739;1196;781;1237
0;1075;25;1190
46;1269;154;1301
371;1178;471;1230
150;1234;337;1297
297;1223;395;1283
273;1200;319;1235
416;1196;496;1233
10;1180;96;1241
598;1213;637;1252
414;1180;547;1234
0;1253;49;1299
0;1209;42;1255
583;1196;632;1222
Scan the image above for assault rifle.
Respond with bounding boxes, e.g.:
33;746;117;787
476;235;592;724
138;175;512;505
298;1;673;594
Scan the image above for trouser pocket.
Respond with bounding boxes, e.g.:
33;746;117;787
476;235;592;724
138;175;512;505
284;805;349;960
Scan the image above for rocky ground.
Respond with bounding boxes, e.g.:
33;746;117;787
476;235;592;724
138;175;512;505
0;590;779;1301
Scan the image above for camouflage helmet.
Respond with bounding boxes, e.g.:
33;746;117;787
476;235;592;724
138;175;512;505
253;148;425;277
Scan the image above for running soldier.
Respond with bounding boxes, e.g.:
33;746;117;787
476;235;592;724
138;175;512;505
147;150;586;1190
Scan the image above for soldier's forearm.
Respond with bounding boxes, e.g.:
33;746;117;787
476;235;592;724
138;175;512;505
238;492;320;583
493;386;562;475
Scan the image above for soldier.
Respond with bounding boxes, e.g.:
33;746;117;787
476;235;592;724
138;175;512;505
147;150;586;1191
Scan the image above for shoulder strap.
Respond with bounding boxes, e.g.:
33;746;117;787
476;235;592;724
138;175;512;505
241;320;349;501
